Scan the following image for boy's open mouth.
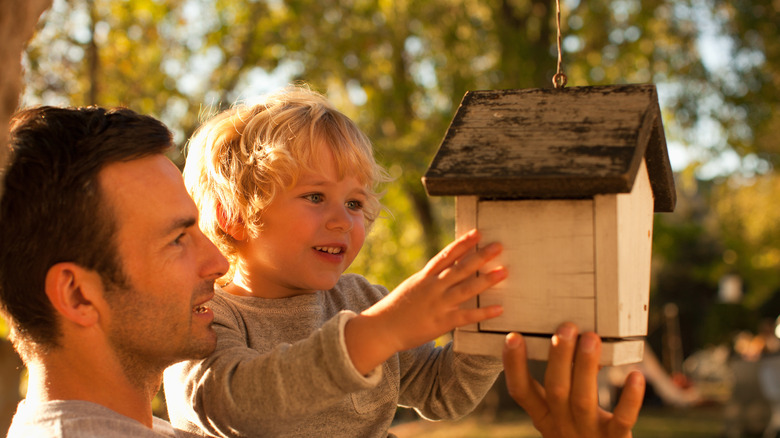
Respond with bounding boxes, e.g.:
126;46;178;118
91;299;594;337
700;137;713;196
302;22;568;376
193;305;209;314
314;246;343;255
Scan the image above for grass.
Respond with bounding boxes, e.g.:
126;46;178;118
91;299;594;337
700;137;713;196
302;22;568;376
388;406;725;438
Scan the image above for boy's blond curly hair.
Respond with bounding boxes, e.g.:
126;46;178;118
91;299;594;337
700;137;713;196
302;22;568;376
184;86;390;281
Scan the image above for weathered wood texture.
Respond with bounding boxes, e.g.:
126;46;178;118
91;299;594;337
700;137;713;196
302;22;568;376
452;160;654;365
455;196;479;332
594;160;654;338
477;198;596;334
422;84;676;212
454;330;645;367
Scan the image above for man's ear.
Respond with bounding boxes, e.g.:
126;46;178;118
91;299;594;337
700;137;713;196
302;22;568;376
217;202;246;241
44;263;104;327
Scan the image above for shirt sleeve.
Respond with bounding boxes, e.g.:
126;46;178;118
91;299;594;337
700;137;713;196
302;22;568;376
395;340;504;421
338;273;505;422
163;305;382;437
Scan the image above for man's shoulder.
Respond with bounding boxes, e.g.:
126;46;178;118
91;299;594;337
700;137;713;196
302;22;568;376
7;399;186;438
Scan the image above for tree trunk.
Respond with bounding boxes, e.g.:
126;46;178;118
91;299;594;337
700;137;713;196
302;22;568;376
86;0;99;105
0;0;51;433
0;339;23;434
407;183;442;260
0;0;51;180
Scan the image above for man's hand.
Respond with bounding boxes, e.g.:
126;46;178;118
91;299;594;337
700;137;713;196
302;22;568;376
503;323;645;438
346;229;506;375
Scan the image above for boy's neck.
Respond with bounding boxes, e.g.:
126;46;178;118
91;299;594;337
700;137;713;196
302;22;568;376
223;278;319;299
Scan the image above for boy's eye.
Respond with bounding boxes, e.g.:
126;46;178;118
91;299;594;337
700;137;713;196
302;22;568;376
346;200;364;210
303;193;324;203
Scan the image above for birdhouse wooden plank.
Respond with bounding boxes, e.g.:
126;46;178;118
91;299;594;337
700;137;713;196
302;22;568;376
423;84;676;366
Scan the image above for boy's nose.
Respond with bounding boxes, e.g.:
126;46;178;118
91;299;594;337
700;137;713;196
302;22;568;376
325;205;353;232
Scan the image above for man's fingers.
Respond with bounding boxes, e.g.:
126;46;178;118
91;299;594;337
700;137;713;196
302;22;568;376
544;323;578;428
608;371;645;437
503;333;550;419
570;332;601;433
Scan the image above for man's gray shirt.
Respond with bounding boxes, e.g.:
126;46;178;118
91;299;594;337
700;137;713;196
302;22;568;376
7;399;195;437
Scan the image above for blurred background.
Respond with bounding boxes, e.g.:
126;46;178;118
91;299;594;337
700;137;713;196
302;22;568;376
2;0;780;436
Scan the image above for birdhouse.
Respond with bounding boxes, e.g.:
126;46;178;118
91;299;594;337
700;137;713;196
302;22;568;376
422;84;676;366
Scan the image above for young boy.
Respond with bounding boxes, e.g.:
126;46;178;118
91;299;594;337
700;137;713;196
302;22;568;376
163;86;508;437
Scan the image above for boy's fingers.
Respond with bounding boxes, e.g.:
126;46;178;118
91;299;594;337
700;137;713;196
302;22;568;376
608;371;645;437
569;332;601;433
454;305;503;327
426;229;481;274
445;265;507;303
438;241;504;287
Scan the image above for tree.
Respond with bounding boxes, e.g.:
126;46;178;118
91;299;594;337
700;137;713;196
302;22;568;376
1;0;52;188
20;0;780;367
0;1;53;432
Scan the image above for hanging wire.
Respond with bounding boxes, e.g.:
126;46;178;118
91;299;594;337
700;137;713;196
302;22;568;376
552;0;568;88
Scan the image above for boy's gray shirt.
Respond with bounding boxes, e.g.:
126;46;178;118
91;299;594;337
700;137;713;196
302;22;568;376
7;399;194;437
163;274;503;437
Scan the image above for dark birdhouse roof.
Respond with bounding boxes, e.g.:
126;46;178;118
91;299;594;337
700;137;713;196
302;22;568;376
422;84;676;212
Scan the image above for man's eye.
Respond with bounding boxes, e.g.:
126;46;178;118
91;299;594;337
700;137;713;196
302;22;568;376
173;232;186;246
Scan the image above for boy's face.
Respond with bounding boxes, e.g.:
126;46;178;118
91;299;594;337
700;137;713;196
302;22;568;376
233;145;367;298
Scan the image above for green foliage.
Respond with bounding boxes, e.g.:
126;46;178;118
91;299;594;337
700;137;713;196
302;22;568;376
21;0;780;356
714;173;780;311
0;317;8;340
650;185;725;355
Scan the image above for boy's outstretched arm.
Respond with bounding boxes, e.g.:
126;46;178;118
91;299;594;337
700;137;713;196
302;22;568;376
344;229;507;375
503;323;646;438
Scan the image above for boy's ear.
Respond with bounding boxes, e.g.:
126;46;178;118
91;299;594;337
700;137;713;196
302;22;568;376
44;263;104;327
216;202;247;241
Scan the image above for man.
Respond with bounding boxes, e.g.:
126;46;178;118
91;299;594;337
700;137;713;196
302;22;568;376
0;104;639;438
0;106;229;437
503;323;646;438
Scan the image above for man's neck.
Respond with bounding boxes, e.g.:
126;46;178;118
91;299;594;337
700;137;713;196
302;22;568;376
25;348;160;428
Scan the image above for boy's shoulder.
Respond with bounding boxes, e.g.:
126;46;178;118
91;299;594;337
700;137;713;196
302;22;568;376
208;277;390;314
330;274;390;308
335;273;386;294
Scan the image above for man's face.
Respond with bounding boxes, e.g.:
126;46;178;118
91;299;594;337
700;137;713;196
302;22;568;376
98;154;228;372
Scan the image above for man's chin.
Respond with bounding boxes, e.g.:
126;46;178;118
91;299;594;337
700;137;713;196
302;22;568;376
185;330;217;361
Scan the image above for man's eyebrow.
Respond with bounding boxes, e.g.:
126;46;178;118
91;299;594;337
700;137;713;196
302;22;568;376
162;217;198;237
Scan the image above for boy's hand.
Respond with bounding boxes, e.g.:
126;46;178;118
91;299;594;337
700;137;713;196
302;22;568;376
345;229;506;374
503;323;645;438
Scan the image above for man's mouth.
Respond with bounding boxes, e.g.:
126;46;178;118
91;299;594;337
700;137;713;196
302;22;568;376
193;305;209;314
314;246;343;255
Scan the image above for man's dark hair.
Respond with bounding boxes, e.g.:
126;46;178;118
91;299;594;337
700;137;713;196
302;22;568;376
0;106;172;361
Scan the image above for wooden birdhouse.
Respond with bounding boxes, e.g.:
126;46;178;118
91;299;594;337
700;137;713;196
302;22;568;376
422;84;676;366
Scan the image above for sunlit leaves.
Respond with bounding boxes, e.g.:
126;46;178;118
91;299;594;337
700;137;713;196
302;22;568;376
714;174;780;310
21;0;780;309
